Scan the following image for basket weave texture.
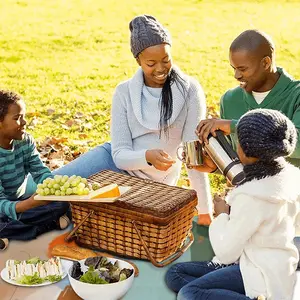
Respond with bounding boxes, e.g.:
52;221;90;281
70;170;197;263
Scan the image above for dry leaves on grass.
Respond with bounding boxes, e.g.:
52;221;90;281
32;109;106;170
37;136;90;170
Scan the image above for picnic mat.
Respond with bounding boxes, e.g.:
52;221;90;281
53;222;214;300
47;232;139;277
57;285;83;300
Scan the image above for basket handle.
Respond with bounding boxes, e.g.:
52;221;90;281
132;221;194;268
65;210;94;242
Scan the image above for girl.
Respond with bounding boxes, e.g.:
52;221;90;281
53;15;213;225
165;109;300;300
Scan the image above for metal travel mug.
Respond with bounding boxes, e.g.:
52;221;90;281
177;140;203;166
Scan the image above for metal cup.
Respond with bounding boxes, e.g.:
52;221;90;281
177;140;203;166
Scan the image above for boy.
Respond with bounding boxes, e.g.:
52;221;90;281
0;90;70;249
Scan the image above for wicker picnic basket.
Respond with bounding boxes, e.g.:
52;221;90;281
65;170;197;267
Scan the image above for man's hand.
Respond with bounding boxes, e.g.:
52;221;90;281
196;118;232;145
146;149;176;171
16;195;51;213
213;194;230;217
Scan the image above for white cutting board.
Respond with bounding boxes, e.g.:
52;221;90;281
34;186;131;203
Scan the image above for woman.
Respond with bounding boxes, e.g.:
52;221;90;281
54;15;213;224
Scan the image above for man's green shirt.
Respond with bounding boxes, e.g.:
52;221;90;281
221;67;300;167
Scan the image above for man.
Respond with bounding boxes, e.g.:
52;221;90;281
196;29;300;266
196;29;300;168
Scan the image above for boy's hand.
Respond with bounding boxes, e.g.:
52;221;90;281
16;195;51;213
146;149;176;171
196;118;231;145
213;194;230;217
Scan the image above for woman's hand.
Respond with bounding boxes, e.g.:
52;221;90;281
195;118;231;145
213;194;230;217
146;149;176;171
15;195;51;213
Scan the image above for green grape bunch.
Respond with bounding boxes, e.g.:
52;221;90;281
36;175;91;196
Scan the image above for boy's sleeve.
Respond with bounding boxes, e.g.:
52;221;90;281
25;135;53;184
0;180;19;220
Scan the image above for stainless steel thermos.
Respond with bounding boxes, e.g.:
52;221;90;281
204;131;245;185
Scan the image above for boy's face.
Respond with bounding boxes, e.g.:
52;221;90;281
0;100;27;141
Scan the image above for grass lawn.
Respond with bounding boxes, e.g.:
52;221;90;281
0;0;300;190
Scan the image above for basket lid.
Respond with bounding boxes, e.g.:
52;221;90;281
88;170;197;218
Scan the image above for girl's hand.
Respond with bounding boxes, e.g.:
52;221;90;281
213;194;230;217
190;149;218;173
146;149;176;171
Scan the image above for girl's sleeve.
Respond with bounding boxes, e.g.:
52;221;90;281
209;194;266;264
182;79;212;214
111;88;151;171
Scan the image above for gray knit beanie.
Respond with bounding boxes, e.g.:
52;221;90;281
237;109;297;160
129;15;171;58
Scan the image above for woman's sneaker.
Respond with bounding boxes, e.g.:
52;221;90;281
58;214;71;230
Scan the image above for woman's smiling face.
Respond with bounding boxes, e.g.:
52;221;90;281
137;44;172;88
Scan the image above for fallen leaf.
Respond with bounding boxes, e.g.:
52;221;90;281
74;119;82;125
61;125;70;130
65;120;75;127
74;112;85;118
48;159;65;170
79;133;88;139
27;112;41;117
83;122;92;130
72;140;88;146
27;117;39;129
48;150;65;160
47;108;55;115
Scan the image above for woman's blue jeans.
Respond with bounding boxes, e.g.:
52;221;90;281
53;142;126;177
165;261;253;300
26;142;126;193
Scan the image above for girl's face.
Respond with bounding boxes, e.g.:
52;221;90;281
237;142;259;165
0;100;27;148
137;44;172;88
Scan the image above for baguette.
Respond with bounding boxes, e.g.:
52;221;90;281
51;244;98;261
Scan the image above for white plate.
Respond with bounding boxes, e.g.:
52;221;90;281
0;259;72;287
34;186;131;203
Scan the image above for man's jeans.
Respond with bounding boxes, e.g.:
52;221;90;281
165;261;253;300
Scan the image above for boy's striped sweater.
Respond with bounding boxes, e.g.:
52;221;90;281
0;133;52;220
